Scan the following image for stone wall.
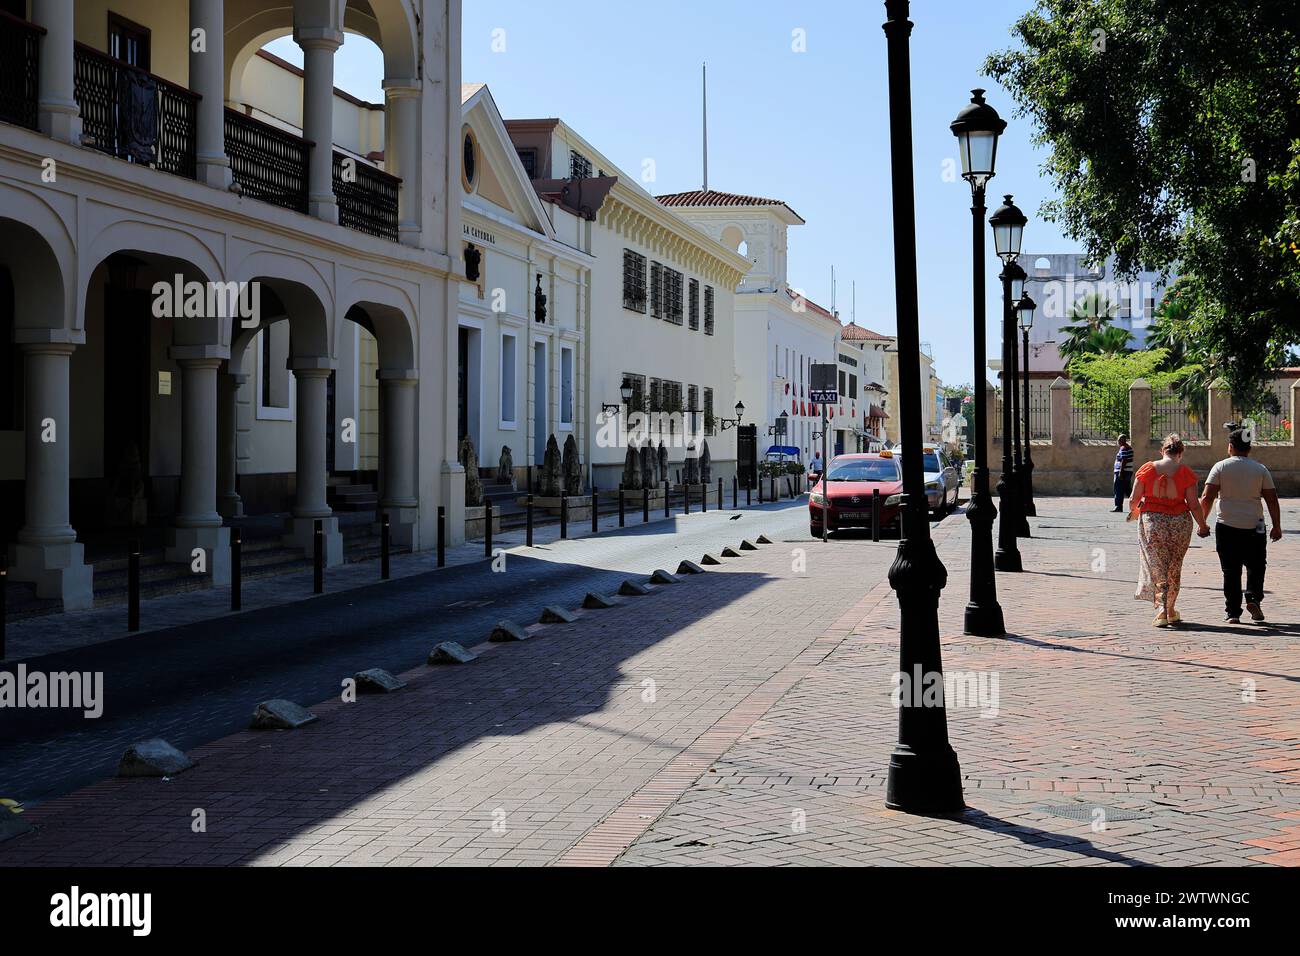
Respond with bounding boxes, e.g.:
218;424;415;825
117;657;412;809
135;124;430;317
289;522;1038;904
987;378;1300;496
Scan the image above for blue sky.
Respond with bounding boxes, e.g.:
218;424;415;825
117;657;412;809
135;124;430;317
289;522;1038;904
269;0;1076;386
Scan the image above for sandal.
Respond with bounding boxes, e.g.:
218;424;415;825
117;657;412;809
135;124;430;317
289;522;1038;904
1154;612;1168;628
1167;610;1181;625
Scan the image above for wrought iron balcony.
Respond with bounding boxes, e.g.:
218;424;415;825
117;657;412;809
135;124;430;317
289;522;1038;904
225;108;311;213
333;151;400;241
73;43;198;179
0;11;44;131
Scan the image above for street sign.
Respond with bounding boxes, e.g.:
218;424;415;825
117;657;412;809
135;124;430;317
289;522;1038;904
809;389;838;404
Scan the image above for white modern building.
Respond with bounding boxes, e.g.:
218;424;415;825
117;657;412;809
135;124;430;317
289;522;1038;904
0;0;464;613
656;190;841;462
505;126;749;489
1020;252;1176;350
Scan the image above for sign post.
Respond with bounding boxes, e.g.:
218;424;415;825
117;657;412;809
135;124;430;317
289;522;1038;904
810;363;839;544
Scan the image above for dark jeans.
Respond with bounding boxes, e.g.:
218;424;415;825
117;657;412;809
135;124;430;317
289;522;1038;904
1215;523;1267;616
1113;472;1132;508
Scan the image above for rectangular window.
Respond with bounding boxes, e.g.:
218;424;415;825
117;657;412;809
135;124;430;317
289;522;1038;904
108;13;151;70
688;279;700;331
259;324;290;410
839;370;847;395
688;383;698;416
624;372;646;432
849;373;858;400
500;333;517;425
704;286;715;335
704;387;715;436
650;262;664;318
516;148;538;179
649;377;664;412
623;249;647;313
560;347;574;426
664;267;684;325
569;150;593;180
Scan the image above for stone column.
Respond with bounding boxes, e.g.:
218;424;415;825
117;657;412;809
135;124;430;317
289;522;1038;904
1129;377;1153;457
189;0;232;188
382;79;422;246
217;370;245;518
166;352;230;585
283;361;342;564
297;31;342;223
1049;376;1072;447
9;341;92;608
379;370;418;547
31;0;81;144
1208;380;1234;440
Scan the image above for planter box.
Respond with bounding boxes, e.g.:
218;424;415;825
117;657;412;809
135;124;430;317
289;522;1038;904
600;487;667;503
464;505;503;540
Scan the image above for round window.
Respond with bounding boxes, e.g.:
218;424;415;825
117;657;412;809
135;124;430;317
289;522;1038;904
462;130;477;192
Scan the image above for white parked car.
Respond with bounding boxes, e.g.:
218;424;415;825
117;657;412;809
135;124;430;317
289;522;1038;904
896;446;962;516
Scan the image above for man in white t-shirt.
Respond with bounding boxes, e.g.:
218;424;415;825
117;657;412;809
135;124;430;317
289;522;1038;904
1200;429;1283;624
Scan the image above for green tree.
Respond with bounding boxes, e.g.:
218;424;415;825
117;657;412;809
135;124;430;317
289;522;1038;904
985;0;1300;410
1069;348;1189;437
1059;294;1133;359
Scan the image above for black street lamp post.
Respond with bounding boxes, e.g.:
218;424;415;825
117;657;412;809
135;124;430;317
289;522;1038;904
949;88;1005;637
881;0;963;814
1017;292;1038;517
989;195;1026;572
1005;260;1031;538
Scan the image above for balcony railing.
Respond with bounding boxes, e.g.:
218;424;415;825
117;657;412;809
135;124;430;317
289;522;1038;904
225;108;310;213
334;151;401;241
0;12;43;132
73;43;198;179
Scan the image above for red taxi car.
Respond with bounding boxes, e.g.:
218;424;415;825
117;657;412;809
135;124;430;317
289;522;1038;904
808;452;904;537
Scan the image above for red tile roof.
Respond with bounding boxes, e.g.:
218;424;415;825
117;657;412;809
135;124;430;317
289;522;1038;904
839;321;891;342
656;189;804;222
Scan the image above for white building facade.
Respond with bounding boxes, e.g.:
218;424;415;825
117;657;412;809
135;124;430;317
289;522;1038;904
657;191;840;463
0;0;464;613
505;124;749;490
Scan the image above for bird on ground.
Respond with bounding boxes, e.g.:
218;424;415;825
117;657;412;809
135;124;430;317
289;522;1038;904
729;514;742;520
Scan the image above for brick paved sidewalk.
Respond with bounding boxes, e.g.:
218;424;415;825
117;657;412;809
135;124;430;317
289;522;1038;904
2;498;1296;866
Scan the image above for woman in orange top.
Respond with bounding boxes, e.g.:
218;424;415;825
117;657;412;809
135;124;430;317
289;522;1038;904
1127;434;1211;626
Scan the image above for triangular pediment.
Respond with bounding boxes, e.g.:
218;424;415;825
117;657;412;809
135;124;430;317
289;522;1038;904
461;85;553;238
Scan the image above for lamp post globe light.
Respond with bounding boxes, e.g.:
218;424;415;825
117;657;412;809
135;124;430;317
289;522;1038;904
881;0;963;814
989;194;1027;572
949;87;1006;637
1017;293;1038;517
1004;259;1031;538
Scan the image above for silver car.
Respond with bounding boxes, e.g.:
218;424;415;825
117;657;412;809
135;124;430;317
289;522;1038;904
898;446;961;515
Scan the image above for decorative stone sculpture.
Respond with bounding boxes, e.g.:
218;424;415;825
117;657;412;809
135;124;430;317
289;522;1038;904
534;274;548;324
459;436;483;506
639;441;654;489
684;446;700;485
563;434;582;495
497;445;514;487
623;445;642;490
658;442;668;486
700;440;713;485
540;434;563;497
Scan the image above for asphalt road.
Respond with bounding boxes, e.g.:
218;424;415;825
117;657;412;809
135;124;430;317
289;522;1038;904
1;501;839;805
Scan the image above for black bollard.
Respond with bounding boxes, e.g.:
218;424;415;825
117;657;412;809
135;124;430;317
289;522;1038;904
643;485;650;523
758;475;764;504
437;505;446;567
618;483;625;527
872;488;881;543
701;478;707;513
718;477;724;510
663;480;670;518
733;475;738;509
746;480;752;507
1;567;7;661
527;464;533;494
592;485;599;533
313;519;324;594
526;494;535;547
685;482;691;515
485;499;493;558
231;529;242;612
128;539;140;632
381;513;391;580
561;496;568;539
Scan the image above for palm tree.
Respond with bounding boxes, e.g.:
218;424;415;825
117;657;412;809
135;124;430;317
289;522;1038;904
1058;293;1119;360
1088;325;1134;355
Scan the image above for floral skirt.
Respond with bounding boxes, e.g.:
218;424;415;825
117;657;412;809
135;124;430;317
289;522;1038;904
1136;511;1193;607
